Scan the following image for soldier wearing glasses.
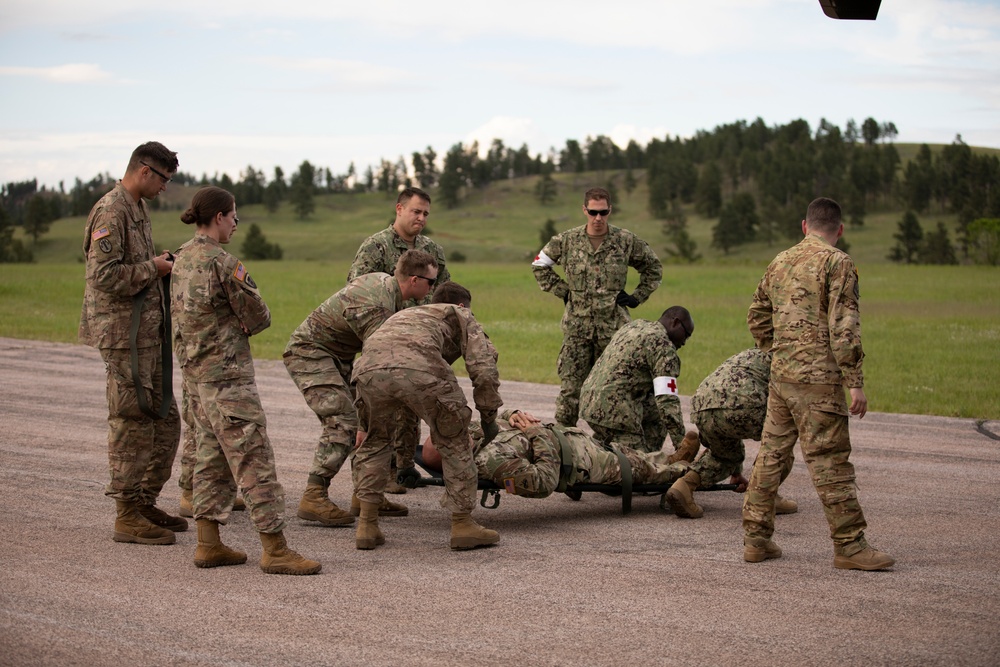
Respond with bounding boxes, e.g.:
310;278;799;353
282;250;439;526
79;141;186;546
532;187;662;428
579;307;695;455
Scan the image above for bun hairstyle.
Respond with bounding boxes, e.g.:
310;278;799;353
181;186;235;226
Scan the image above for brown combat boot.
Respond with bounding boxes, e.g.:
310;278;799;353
744;538;782;563
113;500;176;545
775;495;798;515
450;512;499;550
179;488;194;518
351;493;408;517
667;431;701;464
834;545;895;571
355;500;385;550
258;532;321;575
297;483;355;526
138;503;188;532
664;470;704;518
194;519;247;568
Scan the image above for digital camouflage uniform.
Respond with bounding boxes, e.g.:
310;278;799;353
471;410;690;498
579;319;684;454
352;304;502;513
79;181;180;505
532;224;661;426
743;233;869;556
171;235;284;534
690;348;778;488
347;224;450;470
283;272;405;483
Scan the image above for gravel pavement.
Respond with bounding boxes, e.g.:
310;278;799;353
1;337;998;666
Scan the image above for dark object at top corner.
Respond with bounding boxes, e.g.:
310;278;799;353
819;0;881;20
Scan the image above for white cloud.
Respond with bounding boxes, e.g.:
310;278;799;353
0;63;112;83
464;117;552;156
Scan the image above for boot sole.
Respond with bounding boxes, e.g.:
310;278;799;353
744;546;782;563
297;509;355;526
260;564;322;575
113;531;176;545
450;537;499;550
833;556;895;571
664;489;703;519
195;556;248;568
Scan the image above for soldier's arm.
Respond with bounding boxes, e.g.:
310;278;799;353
531;235;569;300
747;275;774;351
85;208;158;296
651;341;686;448
219;256;270;336
460;313;503;422
628;236;663;304
827;256;865;388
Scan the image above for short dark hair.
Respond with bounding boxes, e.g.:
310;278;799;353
180;187;235;227
583;187;611;205
127;141;179;175
805;197;842;233
395;249;438;278
659;305;691;327
397;186;431;207
431;281;472;306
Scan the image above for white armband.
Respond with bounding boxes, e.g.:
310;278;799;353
653;376;678;396
532;250;555;268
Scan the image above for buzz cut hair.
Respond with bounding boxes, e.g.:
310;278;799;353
127;141;179;175
397;186;432;207
394;249;438;279
583;187;611;206
805;197;843;233
431;281;472;307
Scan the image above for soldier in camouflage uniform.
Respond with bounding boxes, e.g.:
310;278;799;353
422;409;698;499
79;141;185;545
742;197;894;571
664;348;797;519
283;250;439;527
172;186;320;575
532;186;662;427
176;389;244;517
579;307;694;454
352;282;503;551
348;186;449;493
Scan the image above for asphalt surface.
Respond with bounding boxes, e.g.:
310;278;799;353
1;337;998;666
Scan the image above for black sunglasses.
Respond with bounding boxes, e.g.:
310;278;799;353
413;275;436;287
140;160;172;184
586;208;611;217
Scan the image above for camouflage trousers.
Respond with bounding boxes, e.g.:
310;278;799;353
566;432;688;487
555;331;612;427
178;386;235;492
691;408;755;487
186;379;285;534
588;397;669;455
743;381;868;555
354;369;475;513
99;346;180;505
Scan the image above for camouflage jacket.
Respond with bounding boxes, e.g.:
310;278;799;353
78;182;163;349
170;235;270;383
578;319;684;446
284;272;404;361
748;234;864;387
352;304;502;421
347;224;450;306
691;348;772;438
531;224;662;338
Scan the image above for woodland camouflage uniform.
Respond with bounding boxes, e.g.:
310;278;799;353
743;233;870;555
532;224;661;426
171;235;285;533
79;181;180;505
579;319;684;454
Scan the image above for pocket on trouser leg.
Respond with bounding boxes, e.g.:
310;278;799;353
433;398;472;440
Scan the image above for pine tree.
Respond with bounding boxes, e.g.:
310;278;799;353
535;171;557;205
241;223;283;260
919;222;958;265
888;211;924;263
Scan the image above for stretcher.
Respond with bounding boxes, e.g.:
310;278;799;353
407;444;739;515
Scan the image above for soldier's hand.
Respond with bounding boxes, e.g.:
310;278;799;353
153;251;174;277
616;291;639;308
481;419;499;446
728;473;749;493
396;466;420;488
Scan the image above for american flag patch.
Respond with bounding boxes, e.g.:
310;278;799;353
234;262;247;282
92;226;111;241
504;478;516;494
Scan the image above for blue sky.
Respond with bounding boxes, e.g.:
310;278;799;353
1;0;998;189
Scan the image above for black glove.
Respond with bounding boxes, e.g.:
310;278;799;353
562;292;569;305
616;291;640;308
481;419;499;446
396;466;420;488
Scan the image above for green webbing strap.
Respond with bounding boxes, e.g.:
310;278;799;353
129;273;173;420
549;426;576;493
612;448;633;515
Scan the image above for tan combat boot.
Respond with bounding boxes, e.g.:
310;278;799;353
113;500;176;545
775;495;798;515
194;519;248;568
179;488;194;518
258;532;321;575
744;538;782;563
355;500;385;550
450;512;499;550
834;545;895;571
385;465;408;495
138;503;188;532
351;493;408;517
667;431;701;464
297;483;355;526
664;470;704;518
